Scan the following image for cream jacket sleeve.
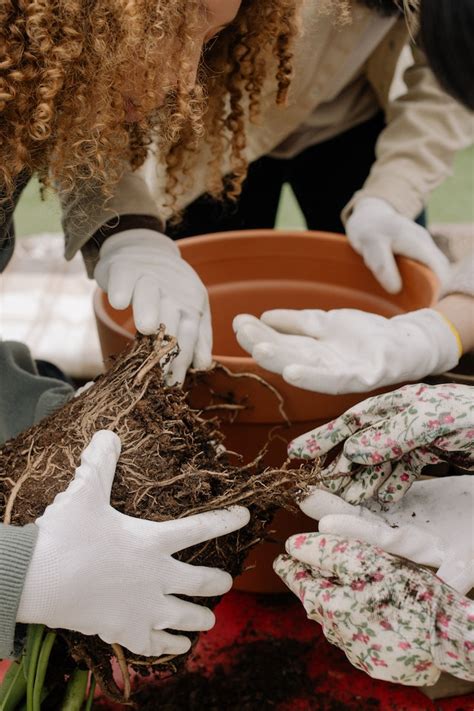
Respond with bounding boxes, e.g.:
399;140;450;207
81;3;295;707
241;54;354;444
344;45;473;222
60;169;164;277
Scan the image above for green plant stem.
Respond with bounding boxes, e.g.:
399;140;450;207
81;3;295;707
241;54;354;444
84;676;95;711
25;626;45;711
0;661;27;711
32;632;56;711
60;670;89;711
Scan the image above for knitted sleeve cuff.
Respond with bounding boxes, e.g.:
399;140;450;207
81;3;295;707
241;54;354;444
0;524;38;659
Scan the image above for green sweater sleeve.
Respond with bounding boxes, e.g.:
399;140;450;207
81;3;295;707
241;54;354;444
0;524;38;659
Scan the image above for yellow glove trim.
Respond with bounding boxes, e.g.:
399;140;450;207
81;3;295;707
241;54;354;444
438;313;463;357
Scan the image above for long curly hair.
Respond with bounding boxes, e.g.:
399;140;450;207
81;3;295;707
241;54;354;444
0;0;300;212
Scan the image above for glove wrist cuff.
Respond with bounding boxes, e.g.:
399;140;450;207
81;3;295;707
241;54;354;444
431;595;474;681
17;532;59;626
435;313;463;358
99;230;180;259
392;309;460;376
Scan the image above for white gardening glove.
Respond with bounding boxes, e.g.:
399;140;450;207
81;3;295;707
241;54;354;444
17;431;249;657
94;230;213;384
73;381;94;398
346;197;450;293
233;308;460;394
275;533;474;686
299;480;474;595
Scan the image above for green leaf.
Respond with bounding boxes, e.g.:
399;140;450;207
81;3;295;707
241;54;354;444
32;632;56;711
24;625;45;711
0;661;27;711
60;670;89;711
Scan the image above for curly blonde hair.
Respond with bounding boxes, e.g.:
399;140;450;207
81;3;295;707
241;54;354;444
0;0;301;212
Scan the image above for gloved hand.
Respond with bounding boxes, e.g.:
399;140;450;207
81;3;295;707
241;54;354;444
346;197;450;294
94;230;213;384
289;383;474;503
299;481;474;594
17;431;249;657
275;533;474;686
73;381;94;398
233;308;460;394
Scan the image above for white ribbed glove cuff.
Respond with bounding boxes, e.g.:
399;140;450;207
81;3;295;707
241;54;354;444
17;531;59;626
99;230;180;260
391;309;460;377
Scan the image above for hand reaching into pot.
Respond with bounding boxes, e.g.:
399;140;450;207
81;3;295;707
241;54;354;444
94;230;213;385
288;383;474;504
232;307;460;395
274;533;474;686
16;430;250;657
345;197;450;294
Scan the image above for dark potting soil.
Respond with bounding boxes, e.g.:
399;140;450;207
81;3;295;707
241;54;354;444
133;638;381;711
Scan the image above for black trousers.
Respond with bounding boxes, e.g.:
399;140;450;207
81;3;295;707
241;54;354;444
168;112;402;239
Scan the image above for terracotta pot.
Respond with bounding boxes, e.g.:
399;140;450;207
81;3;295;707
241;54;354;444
94;230;439;593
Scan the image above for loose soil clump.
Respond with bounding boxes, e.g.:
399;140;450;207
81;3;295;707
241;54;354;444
0;329;320;704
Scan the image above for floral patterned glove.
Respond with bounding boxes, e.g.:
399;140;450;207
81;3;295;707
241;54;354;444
299;482;474;595
289;383;474;504
274;533;474;686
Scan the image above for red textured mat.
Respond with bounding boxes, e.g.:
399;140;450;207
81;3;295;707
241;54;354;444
94;590;474;710
2;591;473;709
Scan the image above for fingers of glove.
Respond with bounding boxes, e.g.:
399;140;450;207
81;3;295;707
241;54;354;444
132;276;162;334
166;559;233;597
336;463;394;505
376;452;431;504
105;263;138;310
299;488;360;521
232;313;260;333
119;629;191;657
72;430;120;502
37;431;121;522
289;386;418;459
361;241;402;295
74;381;94;398
282;364;370;395
344;408;450;465
192;307;213;371
233;316;283;356
285;531;391;582
261;309;327;338
318;514;439;568
158;298;180;340
158;506;250;555
156;596;215;632
252;341;307;376
288;423;354;460
344;420;422;464
166;317;198;385
273;554;325;623
394;224;451;285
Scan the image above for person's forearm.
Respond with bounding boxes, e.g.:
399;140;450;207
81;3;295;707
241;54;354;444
436;294;474;355
60;169;164;276
342;45;473;224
